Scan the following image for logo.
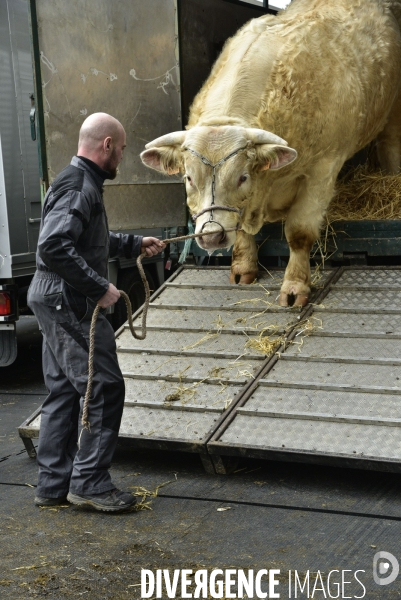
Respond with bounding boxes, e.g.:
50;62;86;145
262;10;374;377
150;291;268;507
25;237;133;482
373;552;399;586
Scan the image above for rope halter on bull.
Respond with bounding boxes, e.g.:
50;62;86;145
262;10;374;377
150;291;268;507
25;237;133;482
187;145;248;238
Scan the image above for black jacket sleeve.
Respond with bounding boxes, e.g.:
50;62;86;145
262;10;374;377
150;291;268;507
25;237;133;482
109;232;143;259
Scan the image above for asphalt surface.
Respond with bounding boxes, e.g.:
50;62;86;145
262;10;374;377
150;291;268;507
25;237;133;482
1;317;401;599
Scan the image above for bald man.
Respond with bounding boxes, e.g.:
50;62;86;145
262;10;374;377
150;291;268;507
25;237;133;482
28;113;164;512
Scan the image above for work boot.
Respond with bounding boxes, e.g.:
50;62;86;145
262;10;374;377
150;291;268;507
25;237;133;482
67;488;137;512
34;495;68;507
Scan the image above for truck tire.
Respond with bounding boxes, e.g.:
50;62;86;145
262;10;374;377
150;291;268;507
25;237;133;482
0;328;18;367
112;267;155;331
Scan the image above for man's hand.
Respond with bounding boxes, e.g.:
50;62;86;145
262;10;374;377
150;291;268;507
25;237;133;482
141;237;165;257
97;283;120;308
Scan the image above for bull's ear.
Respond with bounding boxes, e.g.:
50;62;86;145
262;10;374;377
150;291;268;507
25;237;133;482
140;147;182;175
141;130;187;175
257;144;297;171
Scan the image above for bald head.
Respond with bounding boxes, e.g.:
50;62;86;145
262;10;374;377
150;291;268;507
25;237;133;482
78;112;124;149
77;112;126;178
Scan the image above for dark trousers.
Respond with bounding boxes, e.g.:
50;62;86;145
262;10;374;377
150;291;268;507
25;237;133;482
28;271;125;497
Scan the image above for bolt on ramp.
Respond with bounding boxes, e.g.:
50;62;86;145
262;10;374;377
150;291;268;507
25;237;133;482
209;266;401;472
18;265;331;471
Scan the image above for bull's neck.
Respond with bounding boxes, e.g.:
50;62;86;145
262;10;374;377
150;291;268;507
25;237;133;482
189;23;279;130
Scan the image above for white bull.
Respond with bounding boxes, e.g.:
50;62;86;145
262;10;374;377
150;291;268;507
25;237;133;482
141;0;401;306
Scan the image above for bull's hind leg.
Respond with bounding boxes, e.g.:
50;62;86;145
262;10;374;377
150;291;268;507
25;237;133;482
230;230;258;284
280;172;336;307
376;91;401;174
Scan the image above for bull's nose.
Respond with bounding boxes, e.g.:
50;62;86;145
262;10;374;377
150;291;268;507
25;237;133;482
198;230;225;248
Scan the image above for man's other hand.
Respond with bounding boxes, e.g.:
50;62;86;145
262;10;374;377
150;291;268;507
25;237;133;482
97;283;121;308
141;237;166;257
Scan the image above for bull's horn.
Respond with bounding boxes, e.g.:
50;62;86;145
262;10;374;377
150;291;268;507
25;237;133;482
145;131;187;149
245;128;288;146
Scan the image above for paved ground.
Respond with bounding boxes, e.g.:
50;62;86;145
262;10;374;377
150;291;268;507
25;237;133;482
1;317;401;599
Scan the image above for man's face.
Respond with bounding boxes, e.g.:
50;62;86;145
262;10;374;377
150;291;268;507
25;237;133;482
105;130;126;179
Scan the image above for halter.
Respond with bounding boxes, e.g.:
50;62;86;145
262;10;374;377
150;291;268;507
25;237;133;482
186;146;247;233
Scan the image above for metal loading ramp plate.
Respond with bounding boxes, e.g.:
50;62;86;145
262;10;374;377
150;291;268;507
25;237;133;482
114;266;330;457
16;266;332;463
209;267;401;472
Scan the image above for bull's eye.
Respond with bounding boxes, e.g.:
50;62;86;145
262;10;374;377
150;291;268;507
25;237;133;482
238;175;248;186
185;174;193;186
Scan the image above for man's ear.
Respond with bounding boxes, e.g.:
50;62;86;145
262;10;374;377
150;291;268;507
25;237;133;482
257;144;298;171
140;147;182;175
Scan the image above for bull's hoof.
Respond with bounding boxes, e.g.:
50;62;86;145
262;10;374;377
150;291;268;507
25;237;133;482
229;271;258;285
278;281;310;307
278;291;309;307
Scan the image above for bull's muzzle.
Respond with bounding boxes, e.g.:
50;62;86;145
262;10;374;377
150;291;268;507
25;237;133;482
198;221;227;248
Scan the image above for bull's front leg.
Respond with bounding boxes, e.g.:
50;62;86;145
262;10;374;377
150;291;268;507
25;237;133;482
279;228;315;307
230;230;258;284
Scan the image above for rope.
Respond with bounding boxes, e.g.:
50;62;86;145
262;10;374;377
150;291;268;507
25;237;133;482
81;227;239;430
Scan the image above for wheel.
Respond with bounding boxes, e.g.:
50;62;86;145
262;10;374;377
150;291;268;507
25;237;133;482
112;267;155;331
0;328;17;366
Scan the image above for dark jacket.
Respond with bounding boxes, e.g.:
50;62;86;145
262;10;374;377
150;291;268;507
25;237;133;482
37;156;143;303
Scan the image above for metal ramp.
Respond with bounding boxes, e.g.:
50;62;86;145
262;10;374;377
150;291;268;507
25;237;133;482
112;266;331;472
19;265;401;473
209;267;401;472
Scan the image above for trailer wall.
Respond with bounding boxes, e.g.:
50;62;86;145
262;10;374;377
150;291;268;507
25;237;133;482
0;0;41;279
31;0;187;230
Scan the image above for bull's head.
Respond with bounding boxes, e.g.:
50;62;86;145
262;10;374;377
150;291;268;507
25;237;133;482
140;126;297;250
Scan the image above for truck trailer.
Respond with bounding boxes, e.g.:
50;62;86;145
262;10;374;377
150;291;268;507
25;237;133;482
8;0;401;475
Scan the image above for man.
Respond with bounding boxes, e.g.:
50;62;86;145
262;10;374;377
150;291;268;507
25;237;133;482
28;113;165;512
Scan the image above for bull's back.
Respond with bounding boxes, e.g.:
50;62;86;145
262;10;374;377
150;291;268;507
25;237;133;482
189;0;401;162
189;15;280;128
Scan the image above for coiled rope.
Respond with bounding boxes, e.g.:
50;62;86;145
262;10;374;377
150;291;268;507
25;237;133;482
81;227;239;430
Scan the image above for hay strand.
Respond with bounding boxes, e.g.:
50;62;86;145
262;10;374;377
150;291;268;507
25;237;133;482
130;474;178;511
181;332;219;351
329;164;401;221
243;329;284;356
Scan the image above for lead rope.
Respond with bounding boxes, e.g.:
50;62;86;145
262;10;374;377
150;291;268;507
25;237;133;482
81;227;239;431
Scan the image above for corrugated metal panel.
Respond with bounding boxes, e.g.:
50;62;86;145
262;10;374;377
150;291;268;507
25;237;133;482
114;267;331;450
0;136;12;278
0;0;40;263
209;267;401;472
